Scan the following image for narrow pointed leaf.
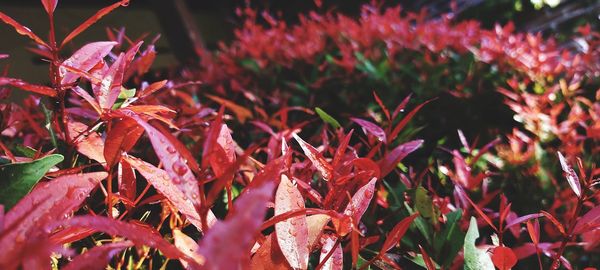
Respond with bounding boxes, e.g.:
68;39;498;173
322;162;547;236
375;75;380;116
380;213;418;253
0;77;56;97
293;133;333;181
62;241;133;270
573;204;600;234
320;235;343;270
343;178;377;223
198;181;275;270
464;217;495;270
61;0;130;46
55;216;201;268
0;154;63;209
94;52;126;110
275;174;309;270
557;152;581;197
350;117;386;143
125;114;201;208
315;107;341;129
123;156;216;231
0;12;48;47
378;140;423;177
60;41;117;85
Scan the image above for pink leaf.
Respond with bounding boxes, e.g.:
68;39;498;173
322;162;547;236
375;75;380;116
292;133;333;181
123;155;216;231
350;117;386;143
53;216;201;268
68;121;106;164
94;52;126;110
40;0;58;15
574;204;600;234
173;229;204;269
320;235;343;270
275;174;309;269
557;152;581;198
344;178;377;223
60;41;117;85
198;181;275;270
125;114;202;208
0;172;107;268
62;241;133;270
378;140;423;177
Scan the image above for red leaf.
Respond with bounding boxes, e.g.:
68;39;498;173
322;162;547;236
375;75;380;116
0;11;48;47
320;235;343;270
275;174;309;269
250;233;289;270
334;178;377;235
293;133;333;181
60;41;117;85
350;117;387;143
419;245;435;270
61;0;130;46
104;117;144;168
209;124;236;177
40;0;58;15
55;216;201;268
380;213;418;253
173;229;205;269
138;79;167;98
389;98;434;140
491;246;518;270
62;241;133;270
0;172;107;267
540;210;566;236
94;52;126;110
123;155;216;231
373;91;391;121
573;204;600;234
464;193;499;232
125;114;202;208
378;140;423;177
557;152;582;198
68;121;106;164
527;219;540;244
198;181;275;270
117;160;136;204
0;77;56;97
206;94;253;123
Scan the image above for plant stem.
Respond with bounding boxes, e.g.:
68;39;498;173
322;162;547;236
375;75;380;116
550;195;584;269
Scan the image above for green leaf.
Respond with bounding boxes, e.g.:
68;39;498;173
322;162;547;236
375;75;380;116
464;217;494;270
415;186;433;218
41;103;59;149
315;107;341;129
433;210;464;267
0;154;64;209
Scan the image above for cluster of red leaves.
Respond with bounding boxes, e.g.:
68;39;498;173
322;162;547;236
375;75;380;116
191;2;600;270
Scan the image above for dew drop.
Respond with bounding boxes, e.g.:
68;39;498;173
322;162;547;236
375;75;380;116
172;177;182;184
166;146;177;154
172;161;188;176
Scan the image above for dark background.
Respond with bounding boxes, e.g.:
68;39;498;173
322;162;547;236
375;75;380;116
0;0;598;84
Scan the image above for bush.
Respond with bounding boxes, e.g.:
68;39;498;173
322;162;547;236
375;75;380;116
0;1;598;269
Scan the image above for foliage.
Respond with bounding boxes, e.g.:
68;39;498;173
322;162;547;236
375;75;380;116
0;0;599;269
